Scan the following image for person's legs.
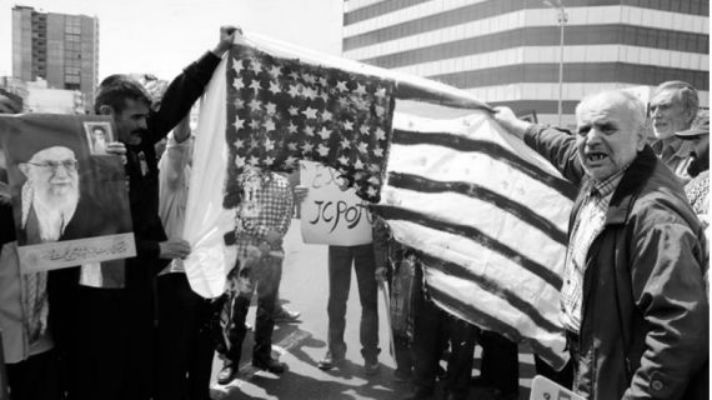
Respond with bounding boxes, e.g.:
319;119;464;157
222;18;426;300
442;318;478;400
216;293;250;384
322;246;353;366
156;273;199;400
393;334;414;381
188;295;218;400
122;284;155;400
479;331;519;396
407;296;444;398
72;287;125;400
352;243;380;369
6;349;62;400
252;255;282;369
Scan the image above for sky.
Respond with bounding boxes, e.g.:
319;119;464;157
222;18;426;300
0;0;344;80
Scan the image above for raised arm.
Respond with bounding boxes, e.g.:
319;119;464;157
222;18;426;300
146;26;239;144
493;107;585;185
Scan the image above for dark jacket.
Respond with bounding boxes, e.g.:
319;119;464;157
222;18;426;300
49;51;221;292
524;125;709;400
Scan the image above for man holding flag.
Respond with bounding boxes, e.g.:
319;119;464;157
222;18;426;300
48;26;238;400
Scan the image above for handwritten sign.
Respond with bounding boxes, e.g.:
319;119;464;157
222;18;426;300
300;161;373;246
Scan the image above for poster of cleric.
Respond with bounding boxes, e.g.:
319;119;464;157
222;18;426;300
0;114;135;273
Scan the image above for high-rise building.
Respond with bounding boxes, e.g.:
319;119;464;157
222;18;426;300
342;0;709;128
12;5;99;110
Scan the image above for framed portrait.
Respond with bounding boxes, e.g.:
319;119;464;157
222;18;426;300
83;121;114;155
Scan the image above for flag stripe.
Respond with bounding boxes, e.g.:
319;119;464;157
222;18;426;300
388;172;568;245
427;283;523;341
420;252;560;333
373;205;563;289
392;129;577;200
427;283;564;367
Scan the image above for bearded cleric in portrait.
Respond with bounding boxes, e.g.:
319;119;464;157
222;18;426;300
4;116;132;249
18;145;81;245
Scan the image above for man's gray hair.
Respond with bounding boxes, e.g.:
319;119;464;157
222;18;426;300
576;89;647;133
652;81;699;119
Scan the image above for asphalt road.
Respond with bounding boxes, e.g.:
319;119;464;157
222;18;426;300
208;219;537;400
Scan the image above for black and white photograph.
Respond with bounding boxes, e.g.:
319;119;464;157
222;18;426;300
83;121;113;155
0;1;708;400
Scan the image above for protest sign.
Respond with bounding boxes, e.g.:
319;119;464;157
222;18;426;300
299;161;372;245
0;114;135;275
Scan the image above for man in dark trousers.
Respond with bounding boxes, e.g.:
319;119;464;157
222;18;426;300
48;26;238;400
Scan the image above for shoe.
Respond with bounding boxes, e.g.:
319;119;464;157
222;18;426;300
273;306;301;323
364;359;380;376
216;361;238;385
252;357;286;374
317;351;344;371
245;322;253;330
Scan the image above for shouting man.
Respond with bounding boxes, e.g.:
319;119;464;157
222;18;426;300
494;90;708;399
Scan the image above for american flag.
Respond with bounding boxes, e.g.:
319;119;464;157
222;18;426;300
374;109;576;369
184;34;574;368
224;44;395;208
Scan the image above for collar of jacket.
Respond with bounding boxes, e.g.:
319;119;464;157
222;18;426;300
575;145;657;228
591;145;657;226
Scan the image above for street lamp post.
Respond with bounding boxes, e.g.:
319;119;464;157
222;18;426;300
543;0;567;126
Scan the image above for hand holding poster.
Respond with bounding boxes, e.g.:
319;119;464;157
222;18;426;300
0;114;135;276
299;161;372;246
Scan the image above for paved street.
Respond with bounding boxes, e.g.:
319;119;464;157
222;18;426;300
209;219;538;400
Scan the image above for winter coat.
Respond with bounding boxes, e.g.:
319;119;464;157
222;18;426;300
524;125;709;400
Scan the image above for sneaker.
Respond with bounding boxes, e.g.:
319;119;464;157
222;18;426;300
216;361;238;385
317;351;345;371
273;306;301;323
364;359;380;376
252;357;287;374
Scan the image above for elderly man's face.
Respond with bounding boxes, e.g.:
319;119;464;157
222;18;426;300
649;89;694;140
21;146;79;202
576;94;644;181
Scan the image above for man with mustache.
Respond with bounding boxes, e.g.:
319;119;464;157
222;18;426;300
48;27;238;400
494;90;708;399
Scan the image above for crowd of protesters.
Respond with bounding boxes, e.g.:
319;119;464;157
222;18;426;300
0;26;708;400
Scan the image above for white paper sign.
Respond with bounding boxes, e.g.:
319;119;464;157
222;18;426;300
300;161;373;246
530;376;584;400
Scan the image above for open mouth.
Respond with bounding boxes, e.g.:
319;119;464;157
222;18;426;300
586;152;607;162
